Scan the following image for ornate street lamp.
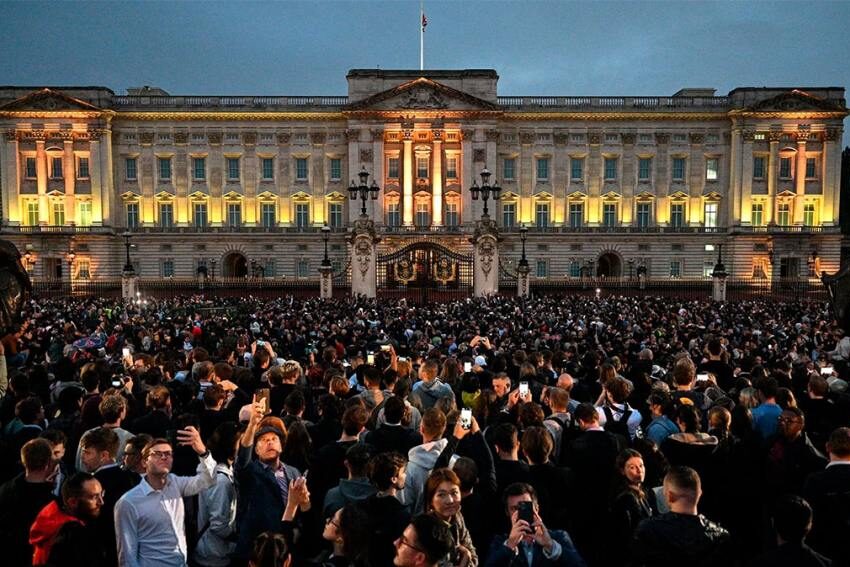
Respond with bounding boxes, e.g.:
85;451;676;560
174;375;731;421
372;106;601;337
321;225;332;268
122;231;134;274
66;248;76;278
23;250;34;273
519;224;529;268
348;166;380;217
469;166;501;218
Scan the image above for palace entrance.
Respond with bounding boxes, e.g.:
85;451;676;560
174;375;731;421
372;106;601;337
597;252;623;278
222;252;248;278
377;241;473;303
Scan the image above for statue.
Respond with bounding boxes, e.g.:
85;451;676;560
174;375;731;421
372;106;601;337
0;240;32;327
821;265;850;334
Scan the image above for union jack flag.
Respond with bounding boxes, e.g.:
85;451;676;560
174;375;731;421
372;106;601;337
421;12;428;32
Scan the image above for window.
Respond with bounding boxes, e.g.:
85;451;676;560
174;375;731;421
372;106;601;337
638;158;651;181
126;158;137;180
328;202;343;228
158;157;171;181
751;203;764;227
669;260;682;278
262;158;274;180
603;203;617;227
536;158;549;181
77;201;92;227
25;157;37;178
670;203;685;228
535;202;549;228
777;203;790;226
780;157;792;179
753;156;765;179
503;158;515;180
705;158;719;181
159;203;173;228
50;157;63;179
806;158;817;179
445;202;459;227
570;158;584;181
536;260;549;278
226;157;240;181
296;258;310;278
295;158;308;180
415;201;430;227
704;203;718;228
569;203;583;228
636;202;651;228
417;157;429;179
52;202;65;225
803;203;816;226
126;202;139;229
227;203;242;227
387;202;400;227
329;158;342;181
193;202;207;227
447;157;458;179
569;261;581;278
672;157;686;181
295;203;309;228
639;133;653;143
264;259;276;278
703;260;715;279
261;203;276;228
502;202;516;228
26;202;38;226
388;157;400;179
193;157;206;181
162;260;174;278
604;157;617;180
752;258;768;279
74;258;90;280
77;157;89;179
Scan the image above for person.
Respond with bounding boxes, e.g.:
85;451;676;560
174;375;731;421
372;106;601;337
521;425;572;531
323;443;376;518
541;387;572;463
596;376;643;441
130;385;173;439
113;426;216;567
249;531;292;567
362;452;412;567
318;503;371;566
121;433;152;477
424;467;478;567
29;471;106;566
0;438;56;567
75;393;134;472
485;482;585;566
763;407;827;497
632;466;733;567
698;338;735;392
748;495;831;567
393;514;455;567
803;427;850;566
364;395;423;455
609;449;655;560
751;377;782;440
404;407;449;514
409;360;455;411
644;391;679;448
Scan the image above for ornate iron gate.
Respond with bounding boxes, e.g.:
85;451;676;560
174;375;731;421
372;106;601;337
377;241;473;303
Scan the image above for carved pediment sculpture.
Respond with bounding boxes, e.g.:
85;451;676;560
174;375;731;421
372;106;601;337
0;88;101;112
748;90;846;112
345;77;500;112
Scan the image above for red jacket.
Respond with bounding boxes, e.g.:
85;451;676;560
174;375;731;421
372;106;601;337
29;500;82;566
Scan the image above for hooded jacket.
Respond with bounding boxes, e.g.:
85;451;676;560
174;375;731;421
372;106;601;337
322;477;377;517
403;438;449;514
29;500;81;566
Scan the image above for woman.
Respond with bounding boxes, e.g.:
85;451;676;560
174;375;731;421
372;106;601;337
250;531;292;567
661;404;718;475
609;449;656;555
424;468;478;567
317;503;370;567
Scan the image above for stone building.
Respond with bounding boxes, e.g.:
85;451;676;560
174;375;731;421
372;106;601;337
0;69;846;289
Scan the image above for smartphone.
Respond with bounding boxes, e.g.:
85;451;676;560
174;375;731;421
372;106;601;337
517;500;534;525
367;352;375;365
696;373;710;382
821;366;834;376
464;361;472;373
257;340;265;347
111;379;123;388
165;429;179;447
256;388;271;415
519;382;529;397
380;344;391;352
397;357;407;362
460;408;472;430
341;361;351;368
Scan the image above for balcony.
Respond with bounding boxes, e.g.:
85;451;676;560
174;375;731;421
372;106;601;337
113;95;349;111
732;225;840;234
496;96;730;111
2;225;114;235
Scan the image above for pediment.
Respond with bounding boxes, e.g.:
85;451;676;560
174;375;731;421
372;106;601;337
567;189;589;199
0;88;102;112
257;191;277;200
325;191;346;200
383;183;401;194
223;190;243;200
533;189;553;199
121;189;141;200
291;191;310;200
601;190;621;200
189;189;210;199
636;191;655;200
154;189;175;199
703;191;722;201
346;77;500;112
748;90;845;112
776;189;796;198
669;190;689;200
500;191;519;200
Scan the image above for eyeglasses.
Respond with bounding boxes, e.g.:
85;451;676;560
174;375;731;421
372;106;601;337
397;535;424;554
777;417;802;424
83;491;105;502
325;516;340;528
149;450;173;459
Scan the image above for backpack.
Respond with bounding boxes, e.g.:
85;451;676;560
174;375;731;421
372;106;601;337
602;404;632;441
545;413;581;465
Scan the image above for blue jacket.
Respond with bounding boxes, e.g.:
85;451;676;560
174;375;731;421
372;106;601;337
485;529;586;567
645;416;680;447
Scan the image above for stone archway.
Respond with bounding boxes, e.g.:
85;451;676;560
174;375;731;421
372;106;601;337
222;251;248;278
597;252;623;278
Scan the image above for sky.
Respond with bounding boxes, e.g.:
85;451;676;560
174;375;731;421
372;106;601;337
0;0;848;141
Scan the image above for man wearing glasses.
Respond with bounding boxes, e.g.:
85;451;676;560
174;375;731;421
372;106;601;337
394;514;454;567
114;426;215;567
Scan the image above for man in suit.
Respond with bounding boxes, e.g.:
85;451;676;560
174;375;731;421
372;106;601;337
804;427;850;566
485;482;586;566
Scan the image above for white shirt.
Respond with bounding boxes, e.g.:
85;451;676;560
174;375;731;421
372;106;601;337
114;453;216;567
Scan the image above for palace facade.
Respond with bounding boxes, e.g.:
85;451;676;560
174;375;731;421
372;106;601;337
0;69;846;287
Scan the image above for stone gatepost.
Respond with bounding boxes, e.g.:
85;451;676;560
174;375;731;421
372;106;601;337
122;269;138;301
471;217;500;297
319;263;333;299
349;217;379;298
711;245;728;302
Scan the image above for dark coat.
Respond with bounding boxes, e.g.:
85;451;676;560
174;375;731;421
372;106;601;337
363;423;422;455
748;542;831;567
0;474;55;567
632;512;734;567
804;463;850;566
484;528;587;566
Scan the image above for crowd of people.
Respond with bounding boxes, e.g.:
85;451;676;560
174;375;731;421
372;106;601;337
0;292;848;567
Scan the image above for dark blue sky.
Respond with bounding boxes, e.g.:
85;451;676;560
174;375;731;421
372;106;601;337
1;0;848;141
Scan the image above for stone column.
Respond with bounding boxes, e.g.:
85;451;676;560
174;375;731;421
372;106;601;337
310;132;325;226
471;217;500;297
36;140;49;224
63;138;76;225
740;132;754;225
728;128;742;226
620;133;636;228
1;132;21;225
823;128;842;225
349;217;379;298
402;127;414;226
651;133;670;227
431;130;443;226
519;131;534;224
516;262;530;298
89;134;104;225
688;133;705;226
319;263;333;299
767;132;780;225
793;134;807;224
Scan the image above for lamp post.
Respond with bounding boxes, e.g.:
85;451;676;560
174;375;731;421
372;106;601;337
516;224;531;298
122;231;134;274
348;166;380;218
66;248;76;280
321;225;331;268
518;224;529;269
469;166;501;218
23;250;34;274
711;243;728;302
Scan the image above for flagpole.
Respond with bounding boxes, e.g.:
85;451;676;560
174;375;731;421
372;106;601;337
420;1;424;70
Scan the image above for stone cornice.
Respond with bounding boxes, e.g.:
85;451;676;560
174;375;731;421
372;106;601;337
344;110;503;120
502;112;728;121
727;110;849;119
115;111;346;121
0;110;109;119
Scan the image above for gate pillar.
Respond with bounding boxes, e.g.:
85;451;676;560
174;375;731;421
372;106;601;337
471;217;500;297
349;218;379;298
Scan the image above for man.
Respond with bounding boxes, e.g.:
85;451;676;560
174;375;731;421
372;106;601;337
79;427;139;565
30;472;106;566
404;407;449;514
75;394;134;471
393;514;454;567
751;377;782;440
129;385;173;439
632;466;733;567
595;376;643;440
698;338;735;392
764;407;827;497
542;387;572;463
409;360;454;411
799;375;838;452
0;438;56;567
364;395;423;455
356;364;391;412
114;426;215;567
749;495;831;567
310;404;369;506
121;434;152;477
485;482;585;566
644;390;679;447
198;383;228;441
323;443;376;518
522;426;573;531
492;423;531;499
362;452;411;567
804;427;850;566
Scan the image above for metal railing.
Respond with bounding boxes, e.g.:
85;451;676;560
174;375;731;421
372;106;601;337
496;96;731;110
113;95;349;109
